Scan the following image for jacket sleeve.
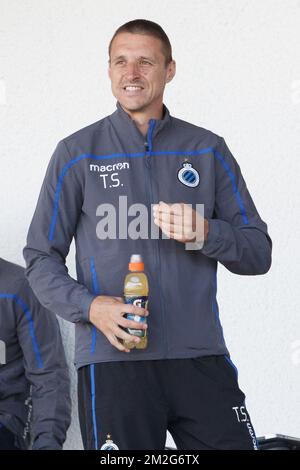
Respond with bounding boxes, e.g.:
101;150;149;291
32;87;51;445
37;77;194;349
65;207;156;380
23;139;96;323
201;136;272;275
15;279;71;450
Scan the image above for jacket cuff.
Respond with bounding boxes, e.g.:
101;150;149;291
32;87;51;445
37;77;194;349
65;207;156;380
200;219;223;255
79;291;98;323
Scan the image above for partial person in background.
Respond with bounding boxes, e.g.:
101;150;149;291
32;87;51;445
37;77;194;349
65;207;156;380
0;257;71;450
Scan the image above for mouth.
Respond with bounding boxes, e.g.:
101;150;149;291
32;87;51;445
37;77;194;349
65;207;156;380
122;85;144;95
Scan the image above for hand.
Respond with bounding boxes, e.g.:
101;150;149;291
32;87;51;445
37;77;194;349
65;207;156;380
153;201;209;244
88;295;149;353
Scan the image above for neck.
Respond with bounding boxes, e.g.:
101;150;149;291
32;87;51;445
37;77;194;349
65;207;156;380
119;101;164;137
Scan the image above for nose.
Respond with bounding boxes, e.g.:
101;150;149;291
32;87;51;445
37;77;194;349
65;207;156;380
124;61;142;80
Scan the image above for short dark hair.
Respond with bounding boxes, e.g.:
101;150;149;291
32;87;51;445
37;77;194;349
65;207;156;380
108;19;173;67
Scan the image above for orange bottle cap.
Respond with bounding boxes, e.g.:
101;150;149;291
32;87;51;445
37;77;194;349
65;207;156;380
129;262;144;272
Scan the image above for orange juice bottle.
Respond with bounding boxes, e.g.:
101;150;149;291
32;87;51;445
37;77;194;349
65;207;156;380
123;254;149;349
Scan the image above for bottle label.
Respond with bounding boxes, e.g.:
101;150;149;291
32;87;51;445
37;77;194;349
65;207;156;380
124;296;148;337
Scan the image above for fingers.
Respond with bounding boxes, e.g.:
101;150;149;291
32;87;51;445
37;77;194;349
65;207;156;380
120;303;149;317
159;222;195;239
153;201;201;242
90;296;148;353
153;202;192;230
111;324;142;345
154;219;188;235
118;315;148;330
153;201;185;216
158;224;175;238
154;212;184;226
106;332;131;353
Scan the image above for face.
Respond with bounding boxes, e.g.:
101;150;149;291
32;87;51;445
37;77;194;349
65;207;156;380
108;32;176;113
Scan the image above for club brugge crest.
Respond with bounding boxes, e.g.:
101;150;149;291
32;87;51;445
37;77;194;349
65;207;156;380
177;161;200;187
100;434;119;450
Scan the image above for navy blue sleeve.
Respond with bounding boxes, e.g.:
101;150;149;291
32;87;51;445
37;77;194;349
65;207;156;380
23;140;96;323
15;279;71;450
201;137;272;275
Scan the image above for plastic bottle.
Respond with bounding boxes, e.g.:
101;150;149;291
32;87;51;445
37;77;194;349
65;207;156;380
123;254;149;349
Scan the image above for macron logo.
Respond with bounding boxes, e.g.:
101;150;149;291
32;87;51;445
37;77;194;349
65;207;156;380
89;162;130;173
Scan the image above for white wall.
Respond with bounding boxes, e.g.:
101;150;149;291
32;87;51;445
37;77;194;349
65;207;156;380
1;0;299;449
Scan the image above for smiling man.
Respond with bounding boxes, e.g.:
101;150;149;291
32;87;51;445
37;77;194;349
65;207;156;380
108;30;175;135
23;19;272;450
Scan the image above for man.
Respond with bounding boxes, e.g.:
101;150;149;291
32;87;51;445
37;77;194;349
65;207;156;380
0;257;71;449
23;19;272;450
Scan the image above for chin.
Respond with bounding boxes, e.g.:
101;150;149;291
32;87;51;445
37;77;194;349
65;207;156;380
119;99;146;112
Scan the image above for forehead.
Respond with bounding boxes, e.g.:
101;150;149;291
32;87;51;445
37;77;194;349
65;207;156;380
110;32;163;59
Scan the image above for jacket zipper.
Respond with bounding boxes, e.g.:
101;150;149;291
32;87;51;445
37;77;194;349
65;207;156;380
145;119;168;358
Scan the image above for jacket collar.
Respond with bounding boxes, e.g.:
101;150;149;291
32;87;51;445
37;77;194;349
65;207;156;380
109;100;171;142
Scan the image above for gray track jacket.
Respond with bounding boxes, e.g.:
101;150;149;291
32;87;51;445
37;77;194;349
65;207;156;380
0;258;71;449
23;101;272;369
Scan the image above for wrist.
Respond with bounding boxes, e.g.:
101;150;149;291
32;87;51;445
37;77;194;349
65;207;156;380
88;296;99;323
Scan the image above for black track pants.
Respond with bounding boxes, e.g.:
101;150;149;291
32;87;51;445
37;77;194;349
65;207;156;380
78;355;259;450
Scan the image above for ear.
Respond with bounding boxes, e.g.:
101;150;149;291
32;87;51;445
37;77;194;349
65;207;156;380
167;60;176;82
